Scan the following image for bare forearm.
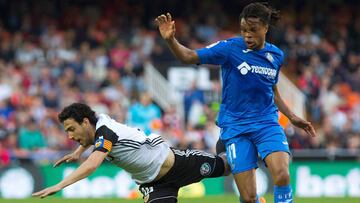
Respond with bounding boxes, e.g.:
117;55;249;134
166;37;199;64
56;160;96;189
273;85;316;137
273;86;296;120
56;151;105;189
275;96;296;120
74;145;89;156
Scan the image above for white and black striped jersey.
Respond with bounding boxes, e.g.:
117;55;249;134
93;114;170;184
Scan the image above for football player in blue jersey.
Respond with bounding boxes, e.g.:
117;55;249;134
155;2;316;203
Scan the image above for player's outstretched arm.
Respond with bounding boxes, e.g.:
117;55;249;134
53;145;90;167
273;85;316;137
32;151;107;198
155;13;199;64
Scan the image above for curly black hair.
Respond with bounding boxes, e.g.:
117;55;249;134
58;103;98;125
240;2;281;26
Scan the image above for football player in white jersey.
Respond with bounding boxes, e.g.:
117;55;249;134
33;103;229;203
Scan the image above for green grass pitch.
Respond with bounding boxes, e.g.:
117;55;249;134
1;194;359;203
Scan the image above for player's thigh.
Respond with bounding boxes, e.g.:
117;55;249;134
139;185;178;203
223;136;258;174
233;168;257;198
264;151;290;180
253;124;290;162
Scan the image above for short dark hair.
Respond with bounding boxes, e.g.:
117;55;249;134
240;2;280;26
58;103;98;125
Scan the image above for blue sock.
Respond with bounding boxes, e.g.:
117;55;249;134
240;195;260;203
274;185;292;203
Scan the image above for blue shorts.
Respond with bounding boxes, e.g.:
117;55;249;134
222;124;290;174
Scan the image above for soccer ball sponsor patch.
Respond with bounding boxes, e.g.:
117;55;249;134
200;162;211;176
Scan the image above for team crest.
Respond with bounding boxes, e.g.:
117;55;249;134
265;52;274;63
95;137;104;148
200;163;211;176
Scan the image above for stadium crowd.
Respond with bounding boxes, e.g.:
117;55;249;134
0;0;359;166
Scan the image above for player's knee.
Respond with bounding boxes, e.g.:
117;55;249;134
239;184;257;203
240;193;257;203
273;168;290;185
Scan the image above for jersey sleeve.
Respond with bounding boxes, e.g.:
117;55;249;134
195;40;232;65
93;125;118;153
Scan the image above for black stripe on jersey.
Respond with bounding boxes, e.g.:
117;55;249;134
119;137;162;145
117;143;140;149
115;140;164;148
116;141;141;147
118;137;163;146
115;140;141;147
143;137;163;146
116;137;164;148
113;141;140;148
145;139;163;147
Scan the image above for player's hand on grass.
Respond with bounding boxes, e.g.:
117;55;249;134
53;152;81;167
32;185;61;198
289;115;316;137
155;13;175;40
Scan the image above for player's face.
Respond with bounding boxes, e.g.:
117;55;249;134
240;17;268;50
63;118;93;147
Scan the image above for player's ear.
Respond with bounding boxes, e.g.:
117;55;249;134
262;23;268;33
82;118;90;126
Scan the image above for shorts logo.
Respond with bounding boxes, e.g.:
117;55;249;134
200;163;212;176
140;186;153;203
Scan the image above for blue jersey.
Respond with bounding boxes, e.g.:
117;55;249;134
196;37;284;139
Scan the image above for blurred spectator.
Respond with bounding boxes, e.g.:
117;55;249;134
0;141;10;167
127;92;161;135
110;40;130;71
18;118;47;151
184;81;205;125
0;0;357;160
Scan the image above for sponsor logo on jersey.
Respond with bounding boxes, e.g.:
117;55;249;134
200;162;212;176
237;61;277;79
